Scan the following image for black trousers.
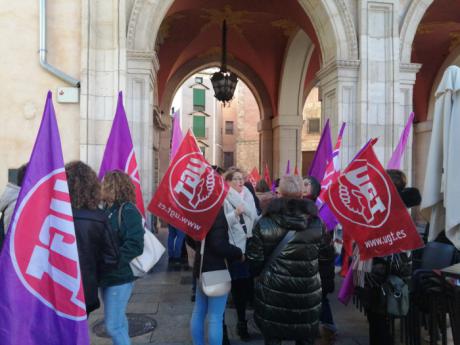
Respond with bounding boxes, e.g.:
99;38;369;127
367;310;394;345
231;277;254;322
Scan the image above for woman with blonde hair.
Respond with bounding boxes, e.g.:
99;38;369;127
223;167;258;340
100;170;144;345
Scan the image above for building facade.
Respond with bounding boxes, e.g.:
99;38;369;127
0;0;458;206
172;70;223;166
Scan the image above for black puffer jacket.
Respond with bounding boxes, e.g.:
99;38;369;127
246;198;323;341
187;208;243;279
319;230;336;294
73;208;119;313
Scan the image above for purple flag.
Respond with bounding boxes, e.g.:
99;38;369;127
338;266;355;305
285;159;291;176
308;119;332;181
0;92;90;344
387;112;414;169
99;91;145;215
171;109;183;159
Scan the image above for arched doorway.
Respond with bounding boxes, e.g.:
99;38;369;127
124;0;358;184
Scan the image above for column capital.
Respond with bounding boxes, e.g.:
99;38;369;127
257;119;272;132
317;59;360;86
272;115;303;129
127;50;160;74
400;62;422;85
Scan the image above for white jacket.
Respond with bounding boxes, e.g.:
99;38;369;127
224;187;258;253
0;183;20;234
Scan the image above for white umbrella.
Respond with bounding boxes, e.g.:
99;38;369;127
421;65;460;249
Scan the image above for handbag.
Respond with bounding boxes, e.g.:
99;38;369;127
384;275;409;316
118;203;165;277
199;239;232;297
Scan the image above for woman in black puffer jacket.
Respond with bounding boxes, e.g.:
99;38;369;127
246;175;325;345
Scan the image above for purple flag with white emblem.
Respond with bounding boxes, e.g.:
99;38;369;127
0;92;90;344
99;91;145;215
308;119;333;181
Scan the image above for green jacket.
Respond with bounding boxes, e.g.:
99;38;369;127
99;202;144;287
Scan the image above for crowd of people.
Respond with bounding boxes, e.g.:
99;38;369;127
0;161;427;345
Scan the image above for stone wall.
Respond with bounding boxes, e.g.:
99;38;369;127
0;0;81;186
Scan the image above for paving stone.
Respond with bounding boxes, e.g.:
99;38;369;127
89;229;373;345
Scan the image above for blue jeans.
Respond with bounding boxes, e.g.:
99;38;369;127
167;225;185;259
102;282;134;345
191;286;228;345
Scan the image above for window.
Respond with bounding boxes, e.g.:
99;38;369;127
223;152;234;169
193;89;205;111
195;76;203;84
200;146;206;156
193;115;206;138
307;118;320;133
225;121;234;135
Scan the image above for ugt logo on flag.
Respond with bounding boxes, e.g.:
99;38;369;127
149;130;228;240
0;92;89;345
324;144;423;259
11;170;86;318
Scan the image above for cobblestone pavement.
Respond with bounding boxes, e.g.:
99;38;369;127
88;228;370;345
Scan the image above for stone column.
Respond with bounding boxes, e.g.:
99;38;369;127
126;50;163;205
272;115;303;179
257;119;273;177
317;60;360;167
80;0;127;169
399;62;421;184
357;0;401;163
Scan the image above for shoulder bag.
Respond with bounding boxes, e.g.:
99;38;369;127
118;203;165;277
199;239;232;297
262;230;295;274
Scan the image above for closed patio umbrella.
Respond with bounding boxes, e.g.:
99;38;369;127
421;65;460;249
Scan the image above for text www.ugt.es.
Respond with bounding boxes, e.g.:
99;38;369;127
157;202;202;231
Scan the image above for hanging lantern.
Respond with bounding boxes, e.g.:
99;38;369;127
211;20;238;105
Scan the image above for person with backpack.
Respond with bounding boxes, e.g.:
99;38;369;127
355;169;420;345
100;170;144;345
0;163;27;249
246;175;326;345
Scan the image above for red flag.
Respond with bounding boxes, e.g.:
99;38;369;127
324;144;423;259
294;164;299;176
263;162;271;187
247;167;261;188
148;131;229;240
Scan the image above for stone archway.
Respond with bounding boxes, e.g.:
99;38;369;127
126;0;357;63
125;0;359;182
159;56;274;175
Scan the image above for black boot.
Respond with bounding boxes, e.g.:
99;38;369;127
236;321;250;341
222;324;231;345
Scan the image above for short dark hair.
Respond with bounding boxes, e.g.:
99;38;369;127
17;163;28;187
304;176;321;200
386;169;407;191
